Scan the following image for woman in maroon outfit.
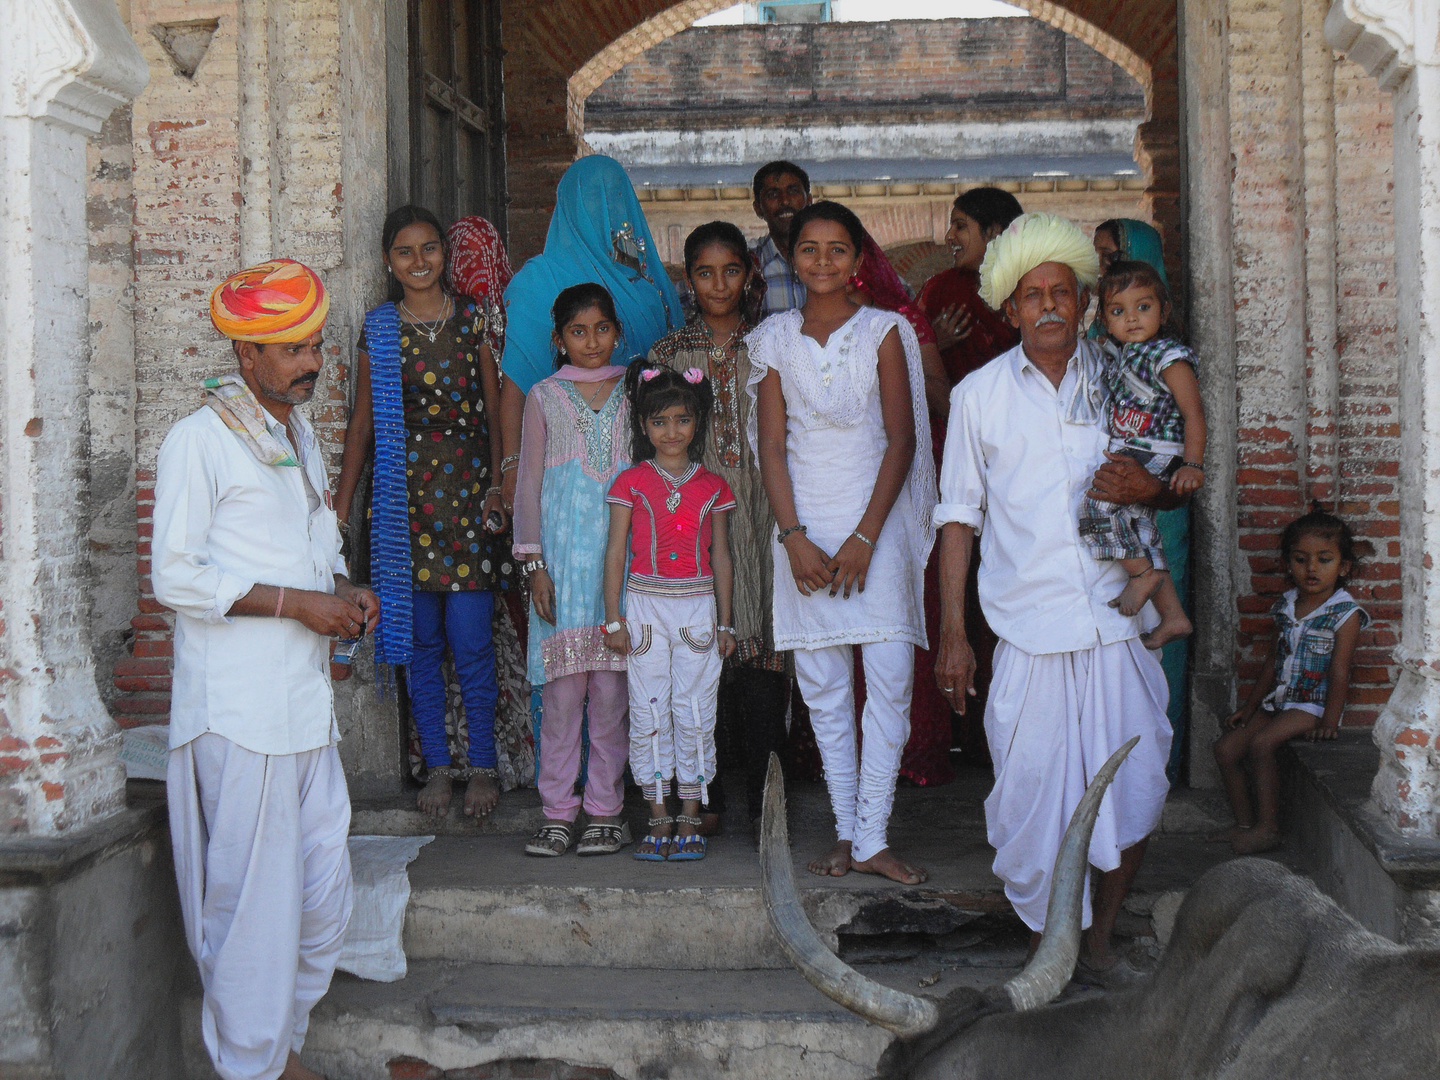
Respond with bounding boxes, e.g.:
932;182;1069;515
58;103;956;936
915;187;1025;765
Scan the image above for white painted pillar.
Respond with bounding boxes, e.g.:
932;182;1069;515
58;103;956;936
1327;0;1440;835
0;0;147;834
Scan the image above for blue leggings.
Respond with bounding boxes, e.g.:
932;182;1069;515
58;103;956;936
407;589;497;769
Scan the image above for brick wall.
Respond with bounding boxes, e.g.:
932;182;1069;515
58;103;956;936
584;19;1144;123
1228;0;1397;726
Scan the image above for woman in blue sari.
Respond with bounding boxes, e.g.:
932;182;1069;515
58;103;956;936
496;155;683;511
1092;217;1190;781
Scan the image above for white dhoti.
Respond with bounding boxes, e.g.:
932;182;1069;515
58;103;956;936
168;733;354;1080
794;639;913;863
985;637;1171;931
626;590;721;803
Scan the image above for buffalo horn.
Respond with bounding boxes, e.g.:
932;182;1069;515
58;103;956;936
759;753;941;1037
1003;734;1141;1011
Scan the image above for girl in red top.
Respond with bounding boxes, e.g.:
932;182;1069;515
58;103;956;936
604;365;736;861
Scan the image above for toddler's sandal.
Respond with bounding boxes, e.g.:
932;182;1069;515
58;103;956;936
577;820;632;856
634;815;674;862
669;814;707;861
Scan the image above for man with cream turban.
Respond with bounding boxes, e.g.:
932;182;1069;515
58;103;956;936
933;214;1179;982
153;258;378;1080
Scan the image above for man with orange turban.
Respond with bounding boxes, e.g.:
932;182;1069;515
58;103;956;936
153;259;377;1080
933;215;1183;987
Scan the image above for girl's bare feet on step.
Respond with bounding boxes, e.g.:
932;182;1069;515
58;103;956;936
416;771;453;817
850;848;929;885
1206;823;1253;843
280;1051;326;1080
808;840;852;877
1231;827;1282;854
463;771;499;817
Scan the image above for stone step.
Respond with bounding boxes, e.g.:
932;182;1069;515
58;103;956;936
302;957;1031;1080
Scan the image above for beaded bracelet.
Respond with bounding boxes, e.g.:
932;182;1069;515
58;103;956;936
501;453;521;472
850;529;876;550
777;524;807;544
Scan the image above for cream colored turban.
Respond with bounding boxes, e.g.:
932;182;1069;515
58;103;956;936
978;212;1100;310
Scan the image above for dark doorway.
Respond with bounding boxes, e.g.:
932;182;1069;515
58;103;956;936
408;0;507;231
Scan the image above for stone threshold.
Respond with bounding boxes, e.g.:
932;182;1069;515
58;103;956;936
1281;731;1440;890
0;797;167;886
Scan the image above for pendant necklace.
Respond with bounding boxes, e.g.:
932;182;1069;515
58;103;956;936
703;320;741;363
650;460;689;513
399;295;452;343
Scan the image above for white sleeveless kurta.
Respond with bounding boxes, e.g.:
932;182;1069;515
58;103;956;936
745;306;936;652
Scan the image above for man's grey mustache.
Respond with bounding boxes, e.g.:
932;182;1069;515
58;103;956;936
1035;311;1067;326
291;374;318;387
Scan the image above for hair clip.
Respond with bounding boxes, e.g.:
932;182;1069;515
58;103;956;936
683;367;704;384
640;367;662;382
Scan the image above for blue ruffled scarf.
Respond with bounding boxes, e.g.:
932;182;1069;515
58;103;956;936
364;302;413;672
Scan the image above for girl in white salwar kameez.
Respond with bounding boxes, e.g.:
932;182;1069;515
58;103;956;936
749;201;937;885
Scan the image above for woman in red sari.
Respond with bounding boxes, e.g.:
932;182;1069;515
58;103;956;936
915;188;1025;767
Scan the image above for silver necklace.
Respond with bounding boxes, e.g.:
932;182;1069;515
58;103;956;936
649;460;692;513
399;295;452;343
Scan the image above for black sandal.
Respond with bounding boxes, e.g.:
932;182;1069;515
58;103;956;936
524;821;574;857
577;820;632;856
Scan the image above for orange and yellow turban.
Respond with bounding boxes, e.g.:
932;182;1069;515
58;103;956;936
209;259;329;343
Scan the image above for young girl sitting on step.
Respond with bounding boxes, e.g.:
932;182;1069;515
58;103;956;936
1214;506;1368;854
514;283;633;858
603;364;736;861
1077;259;1204;649
750;200;937;886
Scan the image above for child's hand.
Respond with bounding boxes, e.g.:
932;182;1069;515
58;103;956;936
1170;465;1204;494
783;534;834;596
1305;721;1340;741
604;623;630;656
828;535;874;599
717;629;736;659
1224;707;1251;730
530;568;557;624
330;659;353;682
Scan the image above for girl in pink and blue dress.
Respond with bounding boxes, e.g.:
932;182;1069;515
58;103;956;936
1214;507;1368;854
512;283;633;858
603;364;736;861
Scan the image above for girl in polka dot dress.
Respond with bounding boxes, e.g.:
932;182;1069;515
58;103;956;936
337;205;509;820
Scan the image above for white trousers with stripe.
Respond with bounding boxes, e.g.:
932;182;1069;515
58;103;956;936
793;639;913;863
168;733;353;1080
625;590;722;803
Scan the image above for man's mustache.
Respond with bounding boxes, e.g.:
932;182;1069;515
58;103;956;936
290;373;318;388
1034;311;1067;327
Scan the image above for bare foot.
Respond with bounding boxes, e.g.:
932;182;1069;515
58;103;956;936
416;771;453;818
807;840;853;877
463;772;499;817
1231;827;1282;854
1206;823;1253;843
1110;568;1163;617
850;847;928;885
699;811;722;836
280;1051;326;1080
1141;612;1194;649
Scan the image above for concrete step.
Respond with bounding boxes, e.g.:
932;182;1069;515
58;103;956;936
399;776;1251;970
302;957;1034;1080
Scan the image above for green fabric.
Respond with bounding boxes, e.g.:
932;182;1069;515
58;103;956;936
1157;504;1189;781
1114;219;1168;287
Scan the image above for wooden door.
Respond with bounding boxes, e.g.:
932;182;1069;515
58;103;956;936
408;0;506;231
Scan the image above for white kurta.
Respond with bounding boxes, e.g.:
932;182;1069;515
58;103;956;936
153;404;347;755
746;306;936;651
936;338;1171;931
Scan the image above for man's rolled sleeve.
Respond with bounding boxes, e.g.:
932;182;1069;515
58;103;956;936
932;383;987;533
152;424;254;624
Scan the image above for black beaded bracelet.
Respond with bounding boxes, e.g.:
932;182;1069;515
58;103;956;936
1182;461;1205;471
777;524;808;544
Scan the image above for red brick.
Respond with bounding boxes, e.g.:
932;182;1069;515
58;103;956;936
387;1058;442;1080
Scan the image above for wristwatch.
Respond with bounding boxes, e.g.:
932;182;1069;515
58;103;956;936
522;558;547;575
604;619;625;634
